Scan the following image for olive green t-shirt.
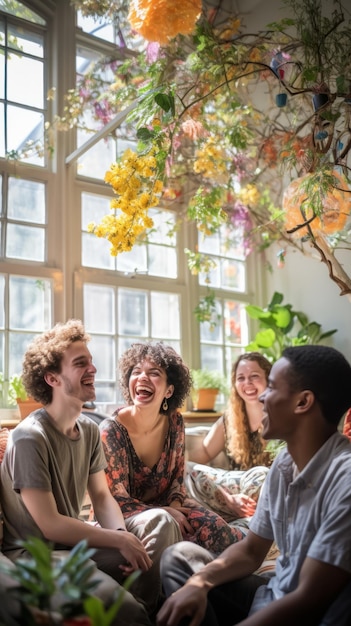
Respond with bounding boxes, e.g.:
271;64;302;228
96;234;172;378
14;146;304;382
0;409;106;559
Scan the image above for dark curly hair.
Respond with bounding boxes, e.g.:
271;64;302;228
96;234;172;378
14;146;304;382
118;342;192;416
22;319;90;405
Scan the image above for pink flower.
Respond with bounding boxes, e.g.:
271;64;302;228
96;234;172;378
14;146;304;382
146;42;161;63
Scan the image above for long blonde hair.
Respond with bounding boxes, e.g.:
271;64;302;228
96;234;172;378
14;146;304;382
226;352;272;470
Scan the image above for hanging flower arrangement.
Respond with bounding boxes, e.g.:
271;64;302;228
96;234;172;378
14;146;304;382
128;0;202;44
87;148;163;255
283;171;350;238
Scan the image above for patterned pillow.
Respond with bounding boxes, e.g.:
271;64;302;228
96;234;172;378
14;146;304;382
0;428;9;465
0;428;10;548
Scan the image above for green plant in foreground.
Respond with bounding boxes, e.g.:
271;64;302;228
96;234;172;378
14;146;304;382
0;537;140;625
245;291;337;362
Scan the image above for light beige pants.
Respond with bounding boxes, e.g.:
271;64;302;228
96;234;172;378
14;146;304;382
125;507;183;615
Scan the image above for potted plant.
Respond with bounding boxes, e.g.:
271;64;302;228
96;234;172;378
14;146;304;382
7;374;42;420
245;291;337;362
190;369;229;411
0;536;137;625
0;374;21;421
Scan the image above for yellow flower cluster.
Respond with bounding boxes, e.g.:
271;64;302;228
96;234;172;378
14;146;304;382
87;148;163;256
193;139;229;183
128;0;201;44
238;184;260;206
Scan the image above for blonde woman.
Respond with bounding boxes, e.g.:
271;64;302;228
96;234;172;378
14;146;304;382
186;352;273;522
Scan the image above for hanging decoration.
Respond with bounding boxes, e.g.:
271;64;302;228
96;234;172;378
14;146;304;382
283;171;350;238
128;0;202;44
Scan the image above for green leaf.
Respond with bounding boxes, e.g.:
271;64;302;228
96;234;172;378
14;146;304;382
245;304;266;319
154;93;174;113
269;292;284;307
254;329;276;348
136;127;155;142
272;306;292;329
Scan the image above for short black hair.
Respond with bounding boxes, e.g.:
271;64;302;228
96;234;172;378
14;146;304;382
282;345;351;425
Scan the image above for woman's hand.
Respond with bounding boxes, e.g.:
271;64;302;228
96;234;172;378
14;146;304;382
218;486;257;518
164;505;195;537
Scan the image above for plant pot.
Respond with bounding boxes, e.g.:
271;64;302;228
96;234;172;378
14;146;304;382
17;398;43;420
275;93;287;107
192;388;219;411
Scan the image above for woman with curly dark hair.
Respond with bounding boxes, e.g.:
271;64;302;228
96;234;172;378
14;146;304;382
99;343;247;576
185;352;274;523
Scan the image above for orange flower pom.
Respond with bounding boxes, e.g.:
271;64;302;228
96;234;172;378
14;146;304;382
128;0;202;44
283;171;350;238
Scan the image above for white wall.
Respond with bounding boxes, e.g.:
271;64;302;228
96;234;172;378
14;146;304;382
265;244;351;361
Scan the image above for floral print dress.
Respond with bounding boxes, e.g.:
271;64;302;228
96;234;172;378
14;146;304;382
99;410;245;555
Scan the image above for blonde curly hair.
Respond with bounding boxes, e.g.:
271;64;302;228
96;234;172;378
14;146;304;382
226;352;272;470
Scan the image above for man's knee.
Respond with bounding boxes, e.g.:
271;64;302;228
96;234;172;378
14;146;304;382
161;541;213;575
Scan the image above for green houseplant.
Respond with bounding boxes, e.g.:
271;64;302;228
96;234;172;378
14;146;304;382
0;536;139;626
0;373;27;420
6;373;43;420
190;369;229;411
245;291;337;362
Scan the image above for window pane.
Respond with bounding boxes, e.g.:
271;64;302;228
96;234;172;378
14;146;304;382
118;289;148;337
0;104;4;155
199;262;220;288
7;105;44;165
200;344;223;372
0;46;4;99
7;53;43;108
225;346;243;378
0;2;45;24
81;192;177;278
200;301;223;343
9;276;51;330
76;10;144;50
221;259;246;291
81;192;110;225
0;274;4;328
6;223;45;261
0;331;3;373
77;12;115;43
9;331;37;376
77;132;117;180
89;335;115;380
8;24;44;57
149;245;177;278
224;301;247;344
8;178;46;223
198;225;247;291
117;244;147;274
84;284;115;333
151;292;180;339
148;209;176;246
82;232;115;269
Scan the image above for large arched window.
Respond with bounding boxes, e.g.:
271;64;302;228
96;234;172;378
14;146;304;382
0;0;260;409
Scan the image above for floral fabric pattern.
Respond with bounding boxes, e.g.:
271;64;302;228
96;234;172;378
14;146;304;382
185;462;269;522
99;410;245;554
